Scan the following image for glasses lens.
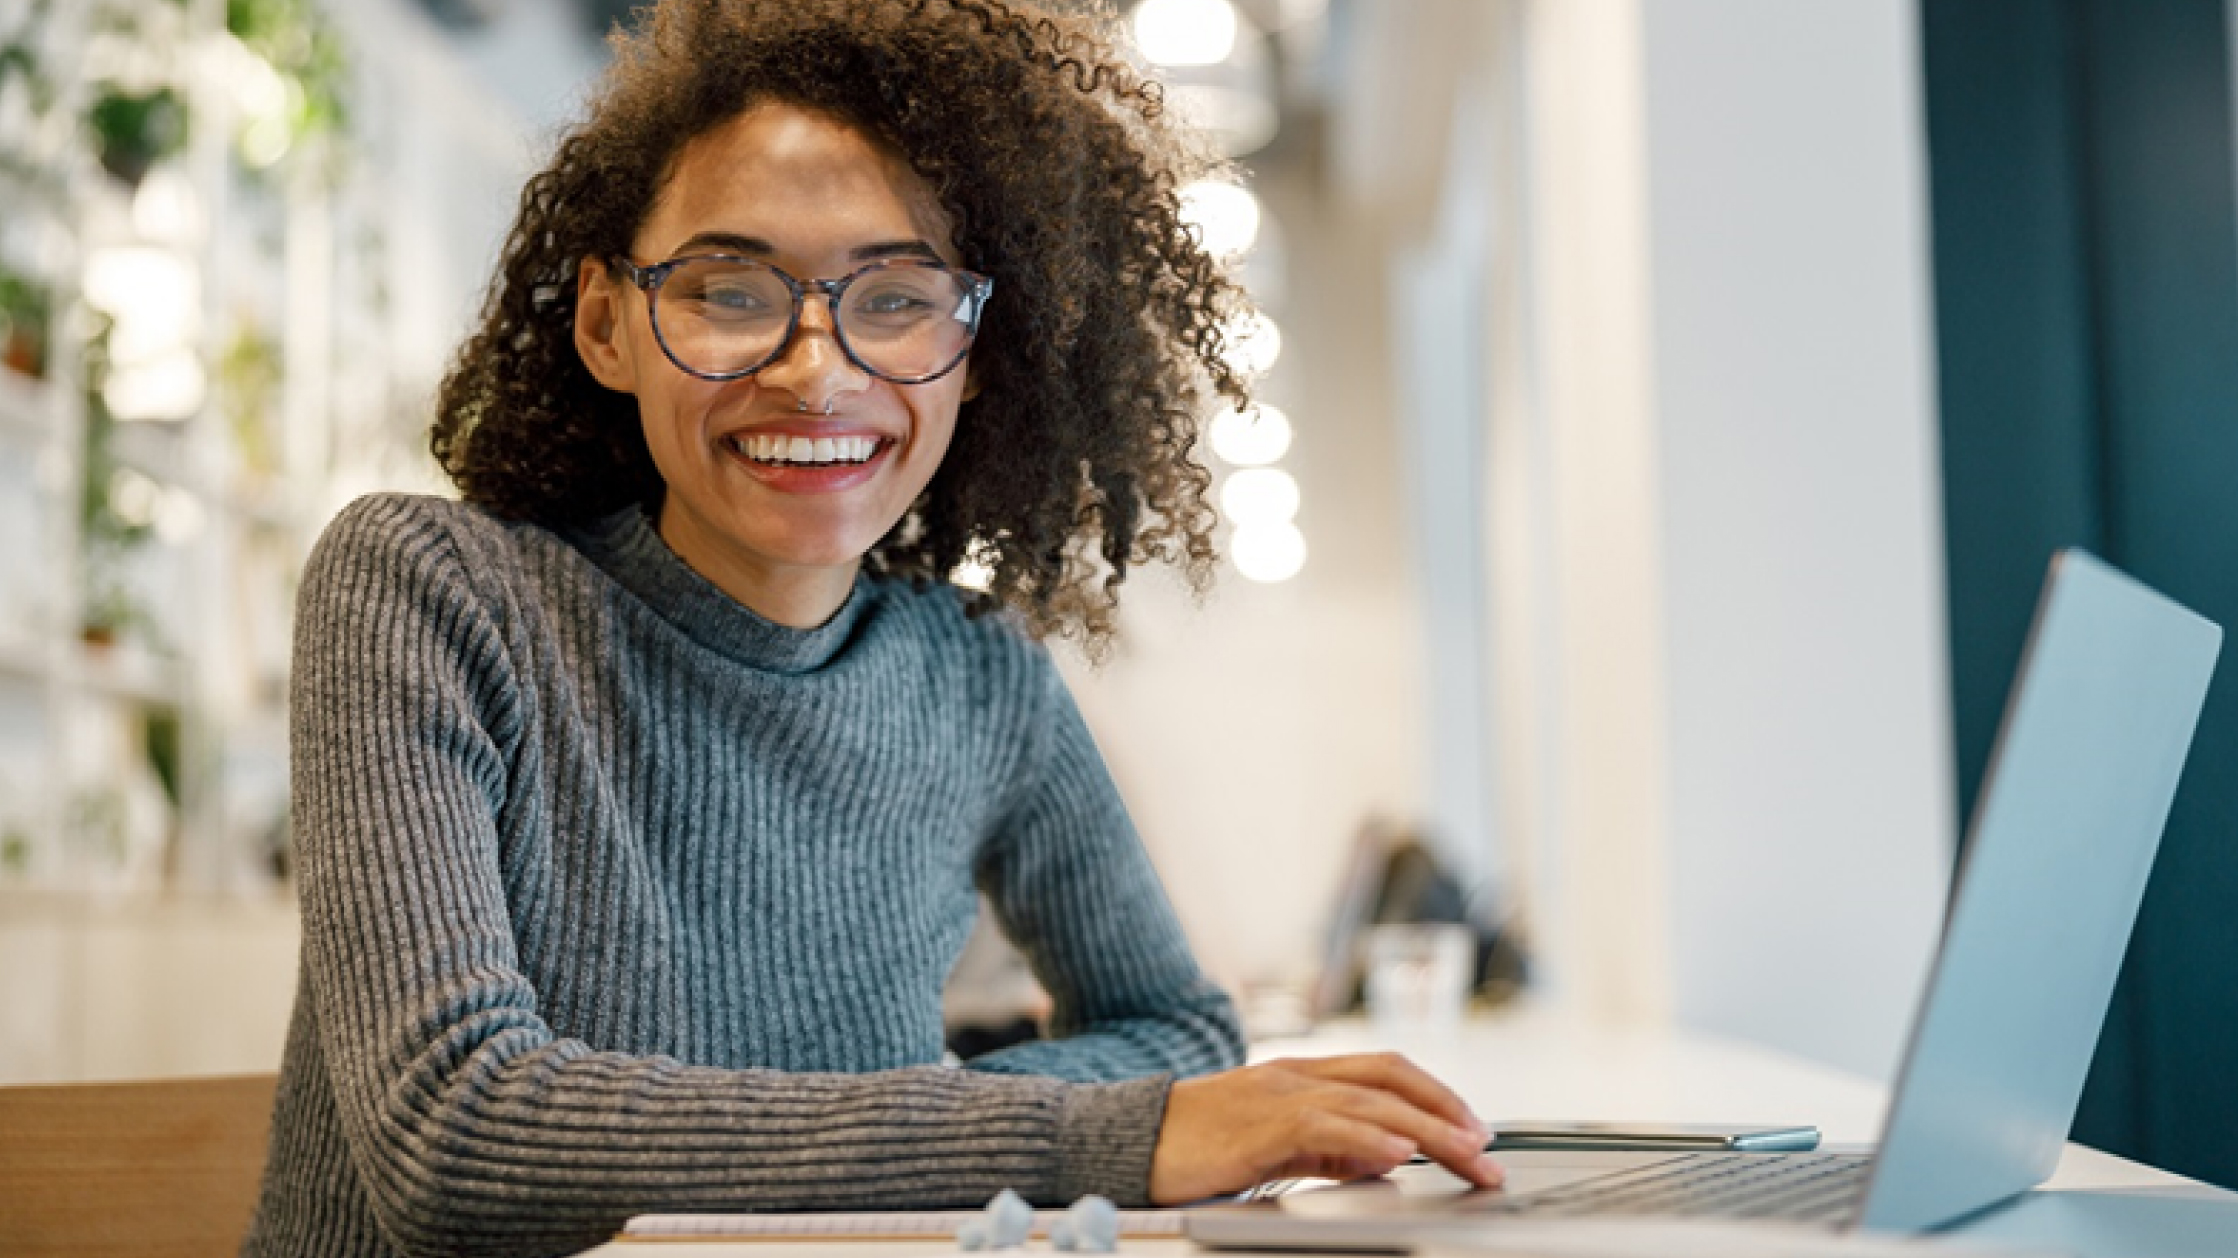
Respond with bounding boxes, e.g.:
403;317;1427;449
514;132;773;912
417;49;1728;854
654;258;794;376
837;263;981;381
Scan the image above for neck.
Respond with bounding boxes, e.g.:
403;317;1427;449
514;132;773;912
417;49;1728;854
655;499;859;629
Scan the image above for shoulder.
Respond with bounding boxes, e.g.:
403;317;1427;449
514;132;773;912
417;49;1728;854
309;493;520;566
297;495;556;664
304;494;561;596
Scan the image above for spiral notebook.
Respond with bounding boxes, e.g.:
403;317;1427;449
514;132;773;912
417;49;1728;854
620;1209;1187;1242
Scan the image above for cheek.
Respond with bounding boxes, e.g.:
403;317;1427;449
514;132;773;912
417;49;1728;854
634;391;684;467
908;387;967;458
638;378;730;457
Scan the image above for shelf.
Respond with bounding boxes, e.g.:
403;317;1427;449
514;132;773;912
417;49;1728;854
67;643;185;706
0;637;47;684
0;885;298;921
0;370;54;444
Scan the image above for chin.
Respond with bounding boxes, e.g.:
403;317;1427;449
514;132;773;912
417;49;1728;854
757;528;890;571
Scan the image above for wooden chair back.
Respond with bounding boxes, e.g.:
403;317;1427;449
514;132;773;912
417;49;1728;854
0;1074;277;1258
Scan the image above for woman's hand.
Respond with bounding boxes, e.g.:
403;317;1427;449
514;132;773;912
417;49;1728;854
1146;1053;1505;1204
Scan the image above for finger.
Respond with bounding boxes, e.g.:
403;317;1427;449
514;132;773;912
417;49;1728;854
1314;1080;1490;1168
1289;1053;1486;1137
1291;1109;1421;1171
1277;1127;1503;1192
1324;1155;1407;1181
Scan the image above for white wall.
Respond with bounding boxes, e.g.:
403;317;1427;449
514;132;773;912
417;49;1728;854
1494;0;1956;1080
1639;0;1955;1081
1060;148;1431;998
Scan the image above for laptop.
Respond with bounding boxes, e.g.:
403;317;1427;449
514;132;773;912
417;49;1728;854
1190;550;2221;1250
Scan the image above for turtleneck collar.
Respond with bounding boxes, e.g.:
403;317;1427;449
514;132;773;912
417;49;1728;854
567;505;866;675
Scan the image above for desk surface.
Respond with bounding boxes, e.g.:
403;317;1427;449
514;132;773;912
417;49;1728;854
577;1007;2237;1257
1248;1008;2188;1194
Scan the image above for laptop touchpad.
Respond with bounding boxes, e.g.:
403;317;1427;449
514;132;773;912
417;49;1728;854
1277;1152;1684;1218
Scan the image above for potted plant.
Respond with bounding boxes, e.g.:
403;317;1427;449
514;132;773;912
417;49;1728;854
87;85;188;187
0;266;50;379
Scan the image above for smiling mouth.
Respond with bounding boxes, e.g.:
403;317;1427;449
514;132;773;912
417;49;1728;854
724;433;885;467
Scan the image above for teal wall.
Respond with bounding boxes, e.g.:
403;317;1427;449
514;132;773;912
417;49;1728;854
1923;0;2238;1189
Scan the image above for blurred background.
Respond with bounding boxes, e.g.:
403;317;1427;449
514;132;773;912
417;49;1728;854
0;0;2233;1192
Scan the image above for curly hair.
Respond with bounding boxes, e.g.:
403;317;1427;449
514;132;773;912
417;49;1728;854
429;0;1254;646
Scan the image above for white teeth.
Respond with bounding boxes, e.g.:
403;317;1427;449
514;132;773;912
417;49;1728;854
731;434;879;466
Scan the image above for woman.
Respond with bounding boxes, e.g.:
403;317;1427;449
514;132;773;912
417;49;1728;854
244;2;1500;1255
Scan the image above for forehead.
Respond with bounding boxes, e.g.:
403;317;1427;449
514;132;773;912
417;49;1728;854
641;103;956;262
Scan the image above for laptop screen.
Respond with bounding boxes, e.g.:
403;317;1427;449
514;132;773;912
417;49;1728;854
1857;551;2220;1231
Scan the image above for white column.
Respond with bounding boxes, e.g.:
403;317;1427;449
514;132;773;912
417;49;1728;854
1500;0;1955;1080
1503;0;1676;1033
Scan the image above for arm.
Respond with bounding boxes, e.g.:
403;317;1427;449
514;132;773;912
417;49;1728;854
951;648;1504;1207
291;499;1164;1258
963;658;1247;1084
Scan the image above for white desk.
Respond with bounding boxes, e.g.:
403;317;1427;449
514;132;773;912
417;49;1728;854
1247;1009;2187;1195
578;1007;2238;1257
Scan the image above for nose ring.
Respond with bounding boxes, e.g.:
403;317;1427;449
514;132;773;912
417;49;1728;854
795;397;835;415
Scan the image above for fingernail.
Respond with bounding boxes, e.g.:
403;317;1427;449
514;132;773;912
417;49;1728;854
1475;1153;1505;1187
1386;1136;1418;1162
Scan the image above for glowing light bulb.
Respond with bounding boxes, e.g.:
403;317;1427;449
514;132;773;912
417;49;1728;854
1207;402;1292;467
1220;467;1300;527
1232;521;1307;582
1130;0;1239;67
1220;311;1282;377
1179;179;1261;258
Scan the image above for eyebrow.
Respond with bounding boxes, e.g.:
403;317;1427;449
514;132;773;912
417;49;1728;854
672;231;945;264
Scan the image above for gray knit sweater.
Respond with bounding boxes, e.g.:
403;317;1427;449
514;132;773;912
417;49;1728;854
241;494;1244;1258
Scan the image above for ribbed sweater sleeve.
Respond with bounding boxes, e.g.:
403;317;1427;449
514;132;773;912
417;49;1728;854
262;497;1232;1258
967;673;1245;1082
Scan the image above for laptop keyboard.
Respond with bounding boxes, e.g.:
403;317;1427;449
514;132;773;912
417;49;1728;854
1467;1151;1873;1224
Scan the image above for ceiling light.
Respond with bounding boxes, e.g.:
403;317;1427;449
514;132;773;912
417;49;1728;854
1232;521;1307;583
1130;0;1239;67
1179;179;1262;259
1220;467;1300;527
1208;402;1293;467
1220;310;1283;377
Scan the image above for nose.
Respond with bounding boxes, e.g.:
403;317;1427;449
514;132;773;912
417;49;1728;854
755;293;869;411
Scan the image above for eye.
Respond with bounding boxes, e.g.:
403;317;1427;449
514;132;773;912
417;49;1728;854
859;286;937;317
666;259;789;322
701;283;772;312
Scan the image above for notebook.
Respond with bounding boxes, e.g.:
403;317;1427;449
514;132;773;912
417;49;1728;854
620;1207;1185;1242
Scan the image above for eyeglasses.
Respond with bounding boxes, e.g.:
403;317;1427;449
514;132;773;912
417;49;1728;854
609;254;994;385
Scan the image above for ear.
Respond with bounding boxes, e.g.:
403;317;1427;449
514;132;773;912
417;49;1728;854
574;256;637;394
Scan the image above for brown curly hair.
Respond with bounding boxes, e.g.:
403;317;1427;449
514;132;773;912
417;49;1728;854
429;0;1253;645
